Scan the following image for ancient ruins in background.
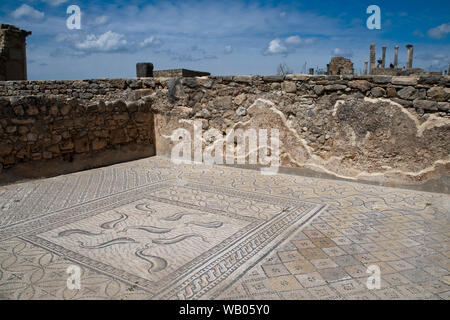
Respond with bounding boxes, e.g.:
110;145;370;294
327;43;449;76
327;57;354;75
0;24;31;81
368;43;426;76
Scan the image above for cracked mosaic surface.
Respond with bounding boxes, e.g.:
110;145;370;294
0;156;449;300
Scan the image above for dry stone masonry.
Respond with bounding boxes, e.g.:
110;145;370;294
0;74;449;191
0;78;156;181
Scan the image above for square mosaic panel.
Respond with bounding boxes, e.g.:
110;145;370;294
7;179;324;299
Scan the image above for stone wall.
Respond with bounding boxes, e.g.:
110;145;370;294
371;68;426;76
0;80;155;182
153;74;450;192
153;69;210;78
0;74;449;191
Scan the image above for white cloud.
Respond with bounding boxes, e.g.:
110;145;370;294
224;45;233;54
93;16;108;25
42;0;68;6
263;36;316;56
85;15;109;26
428;23;450;39
11;4;45;21
264;38;288;55
54;33;81;42
285;35;302;45
332;48;353;58
75;31;128;53
332;48;353;57
286;36;316;46
139;36;163;48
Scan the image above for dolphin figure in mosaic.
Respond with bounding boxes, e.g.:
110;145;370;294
135;247;167;273
100;212;128;229
185;221;223;228
161;212;195;221
122;225;172;234
135;203;156;213
56;229;104;237
78;237;137;249
152;233;208;245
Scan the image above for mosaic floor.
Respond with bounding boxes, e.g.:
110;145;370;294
0;156;448;300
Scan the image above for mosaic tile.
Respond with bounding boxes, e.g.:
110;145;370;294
0;156;448;300
294;272;327;288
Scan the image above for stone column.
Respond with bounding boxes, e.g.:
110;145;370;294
136;62;154;77
369;43;376;74
406;45;413;69
364;61;368;75
394;45;399;68
381;46;387;68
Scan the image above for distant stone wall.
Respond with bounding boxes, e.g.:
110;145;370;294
153;69;210;78
0;78;155;99
371;67;426;76
0;74;449;191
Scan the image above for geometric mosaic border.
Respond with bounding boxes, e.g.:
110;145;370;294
12;179;325;299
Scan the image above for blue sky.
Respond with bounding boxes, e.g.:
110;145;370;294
1;0;449;80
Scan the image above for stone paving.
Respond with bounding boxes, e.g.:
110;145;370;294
0;156;448;300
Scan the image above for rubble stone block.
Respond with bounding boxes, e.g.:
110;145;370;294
397;86;418;100
391;77;418;86
92;138;107;151
110;128;128;145
427;87;450;102
413;99;438;111
60;140;74;151
74;136;89;153
281;81;297;93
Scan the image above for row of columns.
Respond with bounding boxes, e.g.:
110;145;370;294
366;44;414;74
